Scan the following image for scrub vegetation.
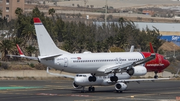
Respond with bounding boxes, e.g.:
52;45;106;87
0;7;164;61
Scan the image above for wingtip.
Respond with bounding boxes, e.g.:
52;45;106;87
33;17;41;23
16;44;24;55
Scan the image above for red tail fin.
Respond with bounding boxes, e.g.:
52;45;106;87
149;43;155;53
16;44;24;56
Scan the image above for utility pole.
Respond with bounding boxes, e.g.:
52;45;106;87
105;0;107;26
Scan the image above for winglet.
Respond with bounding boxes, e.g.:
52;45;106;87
149;43;155;53
129;45;134;52
16;44;25;56
33;18;42;23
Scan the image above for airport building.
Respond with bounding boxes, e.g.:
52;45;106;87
0;0;25;21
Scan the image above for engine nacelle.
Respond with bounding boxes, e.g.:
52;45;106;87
72;81;83;89
127;65;147;76
115;82;127;91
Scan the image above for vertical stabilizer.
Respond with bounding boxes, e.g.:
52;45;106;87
33;18;70;56
129;45;134;52
16;44;25;56
149;43;155;53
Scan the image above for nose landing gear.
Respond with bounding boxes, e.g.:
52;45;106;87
154;71;158;79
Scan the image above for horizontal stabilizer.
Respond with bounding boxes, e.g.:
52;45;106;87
7;55;38;60
38;54;62;60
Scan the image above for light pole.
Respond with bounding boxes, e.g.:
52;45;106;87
173;44;176;58
105;0;107;26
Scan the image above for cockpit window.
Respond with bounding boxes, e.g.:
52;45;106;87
76;74;86;77
163;57;166;60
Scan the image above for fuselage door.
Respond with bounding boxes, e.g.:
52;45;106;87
158;55;162;64
64;57;68;67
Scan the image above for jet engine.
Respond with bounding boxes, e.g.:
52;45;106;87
115;82;127;91
72;81;83;89
127;65;147;76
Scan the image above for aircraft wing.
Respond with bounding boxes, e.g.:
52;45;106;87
98;53;156;74
107;78;170;83
117;78;170;82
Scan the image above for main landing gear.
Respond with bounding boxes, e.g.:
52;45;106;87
154;71;158;79
110;73;118;82
110;76;118;82
88;86;95;92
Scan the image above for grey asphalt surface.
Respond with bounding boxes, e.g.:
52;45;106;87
0;79;179;101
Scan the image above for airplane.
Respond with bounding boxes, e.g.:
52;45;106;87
13;45;170;93
14;40;170;93
10;18;170;84
32;17;169;82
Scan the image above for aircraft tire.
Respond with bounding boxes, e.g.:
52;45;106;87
92;87;95;92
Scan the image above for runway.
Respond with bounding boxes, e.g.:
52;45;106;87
0;79;179;101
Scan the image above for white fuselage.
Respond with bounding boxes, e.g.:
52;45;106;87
40;52;144;74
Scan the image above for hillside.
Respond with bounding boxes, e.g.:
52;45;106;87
159;41;180;51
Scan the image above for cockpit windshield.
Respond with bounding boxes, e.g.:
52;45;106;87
163;57;166;60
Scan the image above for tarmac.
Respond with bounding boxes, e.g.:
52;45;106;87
0;79;179;101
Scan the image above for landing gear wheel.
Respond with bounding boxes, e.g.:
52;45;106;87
92;87;95;92
88;87;91;92
81;87;85;93
154;71;158;79
154;75;158;79
88;87;95;92
116;90;123;93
